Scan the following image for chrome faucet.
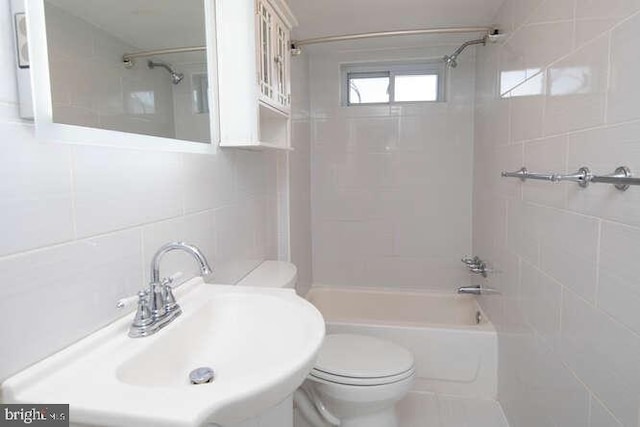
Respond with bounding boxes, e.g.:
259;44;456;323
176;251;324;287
457;285;483;295
124;242;212;338
461;255;491;277
457;285;500;295
150;242;212;284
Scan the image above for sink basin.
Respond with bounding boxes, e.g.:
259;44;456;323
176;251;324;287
1;279;325;427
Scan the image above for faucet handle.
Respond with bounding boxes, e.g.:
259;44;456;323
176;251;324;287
131;290;154;328
461;256;481;266
117;289;149;310
469;262;492;277
116;295;138;310
160;275;182;314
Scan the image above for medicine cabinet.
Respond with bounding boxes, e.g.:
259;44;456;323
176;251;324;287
26;0;219;153
216;0;297;150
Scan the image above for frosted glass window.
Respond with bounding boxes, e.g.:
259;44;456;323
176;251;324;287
343;62;444;106
127;91;156;114
348;75;390;104
394;74;438;102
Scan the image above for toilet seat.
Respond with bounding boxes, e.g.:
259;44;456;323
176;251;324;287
310;366;414;386
310;334;415;386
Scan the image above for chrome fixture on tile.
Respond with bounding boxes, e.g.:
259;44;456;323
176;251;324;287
461;255;481;267
457;285;483;295
443;38;485;68
501;165;640;191
147;60;184;85
122;46;206;69
443;30;500;68
118;242;212;338
461;256;491;277
291;26;498;56
457;285;499;296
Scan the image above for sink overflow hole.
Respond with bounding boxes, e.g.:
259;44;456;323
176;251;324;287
189;367;215;384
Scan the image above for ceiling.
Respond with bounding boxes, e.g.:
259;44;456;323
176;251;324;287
45;0;505;53
288;0;505;41
46;0;206;50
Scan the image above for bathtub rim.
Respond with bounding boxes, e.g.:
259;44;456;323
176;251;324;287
305;285;496;333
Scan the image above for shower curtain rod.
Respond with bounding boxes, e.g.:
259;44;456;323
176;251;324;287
291;26;495;49
122;46;205;67
121;26;495;65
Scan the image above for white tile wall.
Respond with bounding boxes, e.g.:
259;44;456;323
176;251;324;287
308;46;475;290
0;122;74;256
72;145;184;237
598;221;640;336
590;396;624;427
543;34;609;136
474;0;640;425
0;2;278;381
608;11;640;125
0;229;142;379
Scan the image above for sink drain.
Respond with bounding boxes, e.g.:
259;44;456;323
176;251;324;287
189;367;215;384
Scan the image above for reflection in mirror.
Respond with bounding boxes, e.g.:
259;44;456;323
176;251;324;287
44;0;211;143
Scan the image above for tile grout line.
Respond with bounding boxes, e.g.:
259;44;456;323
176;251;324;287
69;144;79;240
603;30;613;124
594;220;602;309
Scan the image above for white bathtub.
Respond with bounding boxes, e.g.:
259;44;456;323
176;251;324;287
306;287;497;399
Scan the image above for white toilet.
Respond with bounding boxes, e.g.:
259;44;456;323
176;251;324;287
237;261;416;427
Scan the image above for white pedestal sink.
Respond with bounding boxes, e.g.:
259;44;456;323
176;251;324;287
1;278;325;427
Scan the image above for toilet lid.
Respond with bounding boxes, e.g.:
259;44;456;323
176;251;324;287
314;334;414;380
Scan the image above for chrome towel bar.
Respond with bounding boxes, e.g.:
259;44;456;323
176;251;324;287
501;166;640;191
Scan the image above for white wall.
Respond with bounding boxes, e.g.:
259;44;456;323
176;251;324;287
46;3;177;139
308;46;475;290
0;2;278;381
473;0;640;426
289;54;313;294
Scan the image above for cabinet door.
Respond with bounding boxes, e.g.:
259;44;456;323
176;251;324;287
257;0;273;100
273;16;290;109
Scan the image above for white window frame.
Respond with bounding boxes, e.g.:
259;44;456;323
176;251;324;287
341;61;446;106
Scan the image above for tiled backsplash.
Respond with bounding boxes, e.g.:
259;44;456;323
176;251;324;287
474;0;640;425
0;2;278;381
308;46;475;290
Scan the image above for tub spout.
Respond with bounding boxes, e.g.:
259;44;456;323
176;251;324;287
457;285;482;295
458;285;500;295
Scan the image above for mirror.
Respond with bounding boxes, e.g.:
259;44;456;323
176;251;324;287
31;0;217;148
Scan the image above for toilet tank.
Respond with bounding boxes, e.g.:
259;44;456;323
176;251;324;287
236;261;297;289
